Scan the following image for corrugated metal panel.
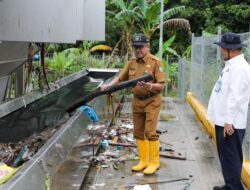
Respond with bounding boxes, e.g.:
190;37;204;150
0;0;105;43
0;0;77;43
0;41;28;61
80;0;105;41
0;42;29;78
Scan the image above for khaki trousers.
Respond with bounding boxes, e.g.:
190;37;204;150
132;95;162;141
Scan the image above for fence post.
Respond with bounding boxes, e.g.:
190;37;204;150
102;52;105;62
178;57;185;101
159;0;164;61
200;31;205;103
217;27;222;77
165;55;169;97
190;33;194;92
178;57;181;100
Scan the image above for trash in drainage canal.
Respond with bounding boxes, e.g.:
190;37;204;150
0;69;119;187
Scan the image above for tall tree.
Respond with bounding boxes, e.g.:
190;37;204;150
107;0;143;57
136;0;191;39
178;0;250;34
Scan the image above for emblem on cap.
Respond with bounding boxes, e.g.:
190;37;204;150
132;33;149;46
135;35;141;41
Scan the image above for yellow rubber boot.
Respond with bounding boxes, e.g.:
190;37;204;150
131;139;149;172
143;140;160;175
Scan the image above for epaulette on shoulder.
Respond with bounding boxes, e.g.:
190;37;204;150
150;54;161;62
129;57;137;61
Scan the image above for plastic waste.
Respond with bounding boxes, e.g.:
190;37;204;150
0;163;19;185
100;139;109;150
13;145;29;167
79;106;99;122
87;124;106;136
126;133;135;143
116;145;122;150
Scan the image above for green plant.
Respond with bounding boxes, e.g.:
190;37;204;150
108;0;142;57
167;62;178;96
45;48;127;83
46;48;81;81
156;35;178;57
137;0;191;39
182;45;191;60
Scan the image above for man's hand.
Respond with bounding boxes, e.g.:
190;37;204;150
100;77;120;91
100;84;111;91
136;81;152;90
223;123;235;138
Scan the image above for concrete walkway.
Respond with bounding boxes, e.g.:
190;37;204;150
80;97;225;190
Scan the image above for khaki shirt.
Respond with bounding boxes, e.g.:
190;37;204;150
118;53;165;95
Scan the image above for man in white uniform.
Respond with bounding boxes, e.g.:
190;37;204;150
207;32;250;190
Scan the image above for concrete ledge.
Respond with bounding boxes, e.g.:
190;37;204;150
186;92;215;140
242;161;250;189
186;92;250;189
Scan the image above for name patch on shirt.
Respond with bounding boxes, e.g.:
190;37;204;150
215;80;222;93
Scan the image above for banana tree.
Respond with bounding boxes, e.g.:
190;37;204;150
137;0;191;39
156;35;178;57
107;0;145;57
156;35;178;81
155;34;178;96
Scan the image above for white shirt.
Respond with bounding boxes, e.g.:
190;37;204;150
207;54;250;129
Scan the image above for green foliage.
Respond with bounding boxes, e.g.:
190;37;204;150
143;2;160;23
182;45;191;60
82;41;98;56
137;0;190;39
167;91;178;97
46;43;57;52
242;42;250;62
164;6;185;20
165;0;250;56
167;62;179;97
45;47;126;83
162;35;178;57
44;0;249;65
46;48;81;81
106;0;190;56
211;4;250;33
168;63;178;79
33;1;250;96
178;0;250;34
105;15;122;48
203;63;219;103
156;35;178;57
108;0;144;56
44;175;51;190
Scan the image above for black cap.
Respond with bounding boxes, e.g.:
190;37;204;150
214;32;243;50
132;33;149;46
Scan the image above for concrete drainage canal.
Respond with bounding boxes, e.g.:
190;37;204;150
0;68;122;190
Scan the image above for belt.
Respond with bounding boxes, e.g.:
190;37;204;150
134;93;158;100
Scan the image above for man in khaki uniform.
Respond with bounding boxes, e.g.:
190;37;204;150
101;33;165;175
